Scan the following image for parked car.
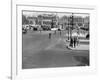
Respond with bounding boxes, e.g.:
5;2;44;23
33;27;38;31
86;33;89;39
22;28;27;34
41;25;51;31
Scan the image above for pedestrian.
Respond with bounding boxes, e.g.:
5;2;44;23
40;27;42;33
72;32;78;48
70;37;73;47
73;36;77;48
49;33;51;39
60;30;61;36
76;36;79;46
55;30;56;34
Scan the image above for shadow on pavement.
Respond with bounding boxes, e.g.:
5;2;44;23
73;56;89;66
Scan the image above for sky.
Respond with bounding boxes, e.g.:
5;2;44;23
22;11;89;18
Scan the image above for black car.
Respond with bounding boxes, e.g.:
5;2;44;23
22;28;27;34
86;33;89;39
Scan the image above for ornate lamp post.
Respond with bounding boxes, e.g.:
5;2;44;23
68;13;74;40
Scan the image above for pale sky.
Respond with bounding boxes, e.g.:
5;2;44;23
23;11;89;18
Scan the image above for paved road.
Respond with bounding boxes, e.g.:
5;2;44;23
22;31;89;69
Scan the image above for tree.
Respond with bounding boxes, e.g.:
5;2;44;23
22;15;29;25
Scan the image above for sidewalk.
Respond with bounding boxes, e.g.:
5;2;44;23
66;39;89;43
66;44;89;50
79;39;89;43
62;37;89;50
